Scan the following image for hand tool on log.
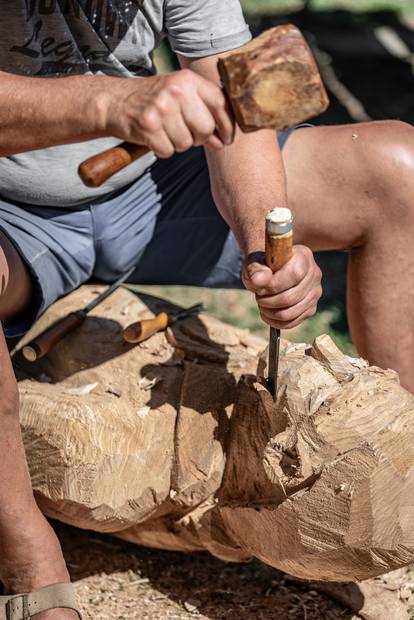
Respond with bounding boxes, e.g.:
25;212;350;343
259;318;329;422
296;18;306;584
265;208;293;400
78;24;329;188
123;303;203;344
22;267;135;362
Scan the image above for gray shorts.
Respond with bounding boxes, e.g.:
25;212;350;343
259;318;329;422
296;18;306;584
1;129;295;337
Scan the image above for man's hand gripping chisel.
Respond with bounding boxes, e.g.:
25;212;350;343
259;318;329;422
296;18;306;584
265;208;294;400
21;267;135;362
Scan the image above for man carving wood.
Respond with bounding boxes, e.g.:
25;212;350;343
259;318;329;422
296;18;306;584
0;2;414;619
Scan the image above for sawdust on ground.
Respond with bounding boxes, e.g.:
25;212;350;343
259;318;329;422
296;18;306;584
56;521;401;620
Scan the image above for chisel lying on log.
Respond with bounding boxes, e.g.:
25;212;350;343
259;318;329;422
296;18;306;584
78;24;329;188
22;267;135;362
123;303;203;344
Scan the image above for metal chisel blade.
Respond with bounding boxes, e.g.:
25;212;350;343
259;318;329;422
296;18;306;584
268;326;280;400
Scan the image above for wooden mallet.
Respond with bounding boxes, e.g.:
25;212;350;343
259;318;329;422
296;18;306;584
78;24;329;188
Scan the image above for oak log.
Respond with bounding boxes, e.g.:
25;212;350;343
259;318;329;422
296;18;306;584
13;286;414;582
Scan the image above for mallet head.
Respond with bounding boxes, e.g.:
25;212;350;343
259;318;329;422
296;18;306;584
218;24;329;132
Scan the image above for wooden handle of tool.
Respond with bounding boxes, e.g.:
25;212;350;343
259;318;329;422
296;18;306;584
265;230;293;273
22;311;85;362
79;142;151;188
123;313;170;344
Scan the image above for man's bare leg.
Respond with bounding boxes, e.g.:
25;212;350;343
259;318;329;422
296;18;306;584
0;233;78;619
283;120;414;392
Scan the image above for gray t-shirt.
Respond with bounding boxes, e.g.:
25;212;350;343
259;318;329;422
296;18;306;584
0;1;251;207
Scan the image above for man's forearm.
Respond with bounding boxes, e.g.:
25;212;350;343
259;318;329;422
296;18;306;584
179;51;288;257
0;71;117;156
206;127;288;256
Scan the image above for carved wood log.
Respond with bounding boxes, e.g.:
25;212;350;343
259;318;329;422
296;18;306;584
13;286;414;584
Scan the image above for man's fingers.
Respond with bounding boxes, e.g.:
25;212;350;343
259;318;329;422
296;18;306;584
260;289;319;323
257;270;321;310
255;247;318;296
181;96;219;147
198;80;235;146
266;256;308;295
264;306;318;330
146;129;176;159
242;260;273;293
162;110;195;153
204;134;226;151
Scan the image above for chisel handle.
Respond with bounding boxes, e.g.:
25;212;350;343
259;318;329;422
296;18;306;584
123;312;170;344
79;142;150;188
22;310;86;362
265;227;293;272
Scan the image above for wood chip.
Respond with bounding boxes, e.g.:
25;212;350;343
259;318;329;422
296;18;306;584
139;376;162;391
137;406;151;419
183;600;201;614
89;594;103;605
65;382;98;395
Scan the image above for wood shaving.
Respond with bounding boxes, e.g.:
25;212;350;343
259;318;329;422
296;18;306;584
137;406;151;419
64;383;98;395
183;600;200;614
139;376;162;391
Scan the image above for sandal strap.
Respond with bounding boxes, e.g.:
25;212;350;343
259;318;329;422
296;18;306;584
0;582;82;620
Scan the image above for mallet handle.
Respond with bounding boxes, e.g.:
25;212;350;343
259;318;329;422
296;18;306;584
22;310;86;362
123;312;170;344
79;142;150;188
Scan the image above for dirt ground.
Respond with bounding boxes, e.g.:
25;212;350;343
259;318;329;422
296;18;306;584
54;522;414;620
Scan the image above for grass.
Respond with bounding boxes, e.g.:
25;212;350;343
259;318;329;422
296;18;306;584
136;285;356;356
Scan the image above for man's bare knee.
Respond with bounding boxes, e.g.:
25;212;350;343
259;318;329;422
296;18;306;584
362;120;414;219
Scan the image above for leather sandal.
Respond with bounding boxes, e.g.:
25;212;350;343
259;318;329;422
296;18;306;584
0;582;82;619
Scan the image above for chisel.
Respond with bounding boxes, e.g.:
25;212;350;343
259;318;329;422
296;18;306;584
22;266;135;362
123;303;203;344
265;208;294;400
